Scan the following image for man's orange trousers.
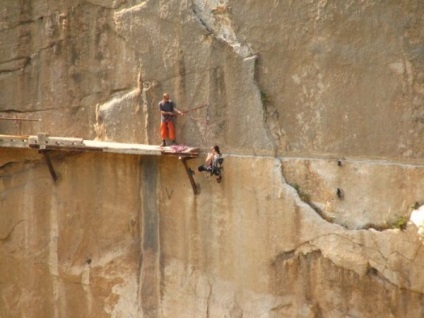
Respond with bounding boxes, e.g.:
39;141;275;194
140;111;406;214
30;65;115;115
160;121;175;141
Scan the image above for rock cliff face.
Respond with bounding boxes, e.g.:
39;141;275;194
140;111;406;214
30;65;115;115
1;1;424;317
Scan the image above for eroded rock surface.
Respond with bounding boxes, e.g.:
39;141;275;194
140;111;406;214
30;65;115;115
1;1;424;317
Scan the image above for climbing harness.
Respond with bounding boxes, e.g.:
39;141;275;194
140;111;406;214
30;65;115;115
210;155;224;177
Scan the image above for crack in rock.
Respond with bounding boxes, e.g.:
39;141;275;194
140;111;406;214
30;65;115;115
191;0;253;58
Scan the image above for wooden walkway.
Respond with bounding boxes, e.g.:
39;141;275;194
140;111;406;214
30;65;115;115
0;133;200;194
0;133;199;157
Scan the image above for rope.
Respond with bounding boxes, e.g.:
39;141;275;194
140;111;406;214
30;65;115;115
170;144;191;152
186;107;215;142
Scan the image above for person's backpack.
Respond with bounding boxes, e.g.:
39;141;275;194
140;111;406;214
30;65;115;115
211;156;224;176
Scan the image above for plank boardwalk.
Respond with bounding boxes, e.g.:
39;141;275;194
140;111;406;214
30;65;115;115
0;133;199;158
0;133;200;194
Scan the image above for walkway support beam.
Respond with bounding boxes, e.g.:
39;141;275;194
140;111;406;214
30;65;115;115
180;157;198;195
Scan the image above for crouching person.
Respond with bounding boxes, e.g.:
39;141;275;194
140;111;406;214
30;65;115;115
198;145;223;183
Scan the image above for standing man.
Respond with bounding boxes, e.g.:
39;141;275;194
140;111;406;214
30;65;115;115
159;93;183;146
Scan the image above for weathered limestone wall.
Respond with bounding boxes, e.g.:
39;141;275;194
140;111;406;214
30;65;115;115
282;157;424;229
1;0;424;317
1;152;423;317
160;156;424;318
0;0;138;137
0;150;142;317
231;0;424;159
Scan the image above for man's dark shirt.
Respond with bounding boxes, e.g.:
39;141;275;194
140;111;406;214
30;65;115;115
159;100;175;122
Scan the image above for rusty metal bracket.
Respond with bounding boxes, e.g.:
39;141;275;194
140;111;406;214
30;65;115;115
180;157;198;195
39;150;57;182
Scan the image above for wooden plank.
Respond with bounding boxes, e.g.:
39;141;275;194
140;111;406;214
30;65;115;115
161;151;198;158
37;133;48;150
161;145;199;158
84;140;164;156
0;134;199;158
0;133;201;195
0;135;30;148
29;135;84;147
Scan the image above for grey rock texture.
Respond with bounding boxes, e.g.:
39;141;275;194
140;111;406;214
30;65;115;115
1;1;424;317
